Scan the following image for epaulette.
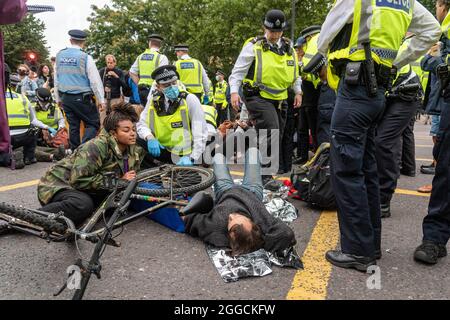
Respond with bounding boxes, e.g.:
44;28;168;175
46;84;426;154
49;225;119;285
251;36;266;45
179;91;189;99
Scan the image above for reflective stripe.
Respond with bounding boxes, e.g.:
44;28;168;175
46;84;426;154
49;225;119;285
8;114;29;119
185;84;202;87
349;47;398;60
179;108;192;153
304;53;315;59
358;0;372;45
149;109;156;134
140;75;153;79
254;49;287;95
155;54;161;68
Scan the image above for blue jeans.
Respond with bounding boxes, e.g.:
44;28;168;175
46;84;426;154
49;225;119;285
213;148;264;201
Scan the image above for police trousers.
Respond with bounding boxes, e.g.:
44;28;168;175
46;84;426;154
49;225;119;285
375;98;419;205
61;93;100;150
401;115;417;174
244;95;287;177
330;80;386;257
422;97;450;246
316;84;336;146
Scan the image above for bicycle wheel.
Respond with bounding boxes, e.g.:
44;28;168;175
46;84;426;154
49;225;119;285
135;165;215;197
0;202;68;235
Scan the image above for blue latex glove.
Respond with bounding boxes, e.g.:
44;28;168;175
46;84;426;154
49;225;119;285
202;95;210;105
48;127;57;137
147;139;165;157
177;156;193;167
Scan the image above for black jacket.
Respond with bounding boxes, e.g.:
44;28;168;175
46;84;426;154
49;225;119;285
184;186;296;255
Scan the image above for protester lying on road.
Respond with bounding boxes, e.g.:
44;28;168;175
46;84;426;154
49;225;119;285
182;148;297;256
37;103;146;226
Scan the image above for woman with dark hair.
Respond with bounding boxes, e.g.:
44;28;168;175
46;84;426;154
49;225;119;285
36;64;54;89
38;103;146;226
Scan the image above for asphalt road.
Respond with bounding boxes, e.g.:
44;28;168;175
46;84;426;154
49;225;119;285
0;119;448;300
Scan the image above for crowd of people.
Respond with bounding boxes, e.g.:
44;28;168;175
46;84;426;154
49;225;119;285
1;0;450;271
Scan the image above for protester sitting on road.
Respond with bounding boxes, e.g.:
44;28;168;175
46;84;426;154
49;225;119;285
136;65;208;168
38;103;145;226
182;148;296;256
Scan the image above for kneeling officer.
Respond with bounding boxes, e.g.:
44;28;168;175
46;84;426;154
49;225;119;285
137;66;208;166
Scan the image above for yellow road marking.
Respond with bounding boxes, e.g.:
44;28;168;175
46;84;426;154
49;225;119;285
416;145;433;148
286;211;339;300
396;188;430;197
0;180;39;192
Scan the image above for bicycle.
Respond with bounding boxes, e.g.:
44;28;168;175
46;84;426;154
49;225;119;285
0;165;215;300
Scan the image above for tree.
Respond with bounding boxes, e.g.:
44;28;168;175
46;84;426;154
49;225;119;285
1;15;50;70
420;0;436;15
86;0;330;76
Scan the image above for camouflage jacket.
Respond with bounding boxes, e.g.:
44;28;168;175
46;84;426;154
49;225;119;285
38;130;146;205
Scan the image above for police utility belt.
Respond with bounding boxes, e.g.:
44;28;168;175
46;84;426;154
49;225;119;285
59;91;94;103
340;43;393;97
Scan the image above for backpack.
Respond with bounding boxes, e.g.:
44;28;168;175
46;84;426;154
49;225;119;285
291;143;336;209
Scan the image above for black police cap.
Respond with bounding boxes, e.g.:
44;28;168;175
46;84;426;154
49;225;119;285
68;29;88;41
216;70;226;77
299;25;321;38
36;87;52;102
149;34;164;41
263;9;287;32
174;44;189;51
151;65;179;84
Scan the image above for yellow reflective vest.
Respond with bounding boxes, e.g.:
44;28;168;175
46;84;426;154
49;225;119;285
301;33;322;88
202;104;217;128
146;90;193;156
214;80;228;108
175;58;204;94
35;107;63;129
327;0;413;90
138;49;162;86
6;91;31;129
244;37;298;100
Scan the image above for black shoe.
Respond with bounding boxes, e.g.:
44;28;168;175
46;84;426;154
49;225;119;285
24;158;37;165
420;163;435;170
420;166;436;175
414;241;448;265
12;150;24;170
325;250;376;272
0;220;12;236
262;175;274;187
381;203;391;219
400;169;416;177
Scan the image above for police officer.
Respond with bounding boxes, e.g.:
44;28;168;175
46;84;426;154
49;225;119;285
376;36;423;219
130;34;169;107
297;25;322;164
315;0;440;271
214;70;228;125
174;44;211;103
136;65;208;167
414;0;450;265
54;30;105;151
229;9;303;183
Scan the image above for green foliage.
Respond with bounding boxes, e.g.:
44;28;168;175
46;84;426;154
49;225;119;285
421;0;436;15
1;15;50;69
86;0;330;76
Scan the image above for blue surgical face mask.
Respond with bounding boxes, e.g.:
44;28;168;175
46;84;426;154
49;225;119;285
163;85;180;101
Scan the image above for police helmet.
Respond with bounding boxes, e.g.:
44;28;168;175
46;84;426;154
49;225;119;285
263;9;287;32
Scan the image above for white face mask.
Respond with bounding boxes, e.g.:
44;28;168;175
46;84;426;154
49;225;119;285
215;75;221;81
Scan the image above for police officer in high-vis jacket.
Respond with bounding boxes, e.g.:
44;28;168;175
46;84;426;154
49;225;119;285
54;30;105;150
414;0;450;266
136;65;208;167
174;44;211;103
214;70;228;125
314;0;440;271
229;9;303;183
130;34;169;107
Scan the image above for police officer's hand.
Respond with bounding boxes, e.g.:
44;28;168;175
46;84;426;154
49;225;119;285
47;127;58;137
177;156;193;167
147;139;165;157
231;93;241;112
294;93;303;109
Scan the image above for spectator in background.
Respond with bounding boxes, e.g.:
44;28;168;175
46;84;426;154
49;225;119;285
17;64;38;102
99;54;128;125
37;64;54;89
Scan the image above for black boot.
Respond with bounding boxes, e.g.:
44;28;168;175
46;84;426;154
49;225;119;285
326;250;376;272
381;203;391;219
414;241;448;265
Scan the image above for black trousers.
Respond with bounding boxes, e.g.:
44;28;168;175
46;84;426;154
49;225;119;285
40;189;105;226
138;86;151;108
375;98;419;205
216;103;228;125
400;115;417;173
422;96;450;246
316;84;336;146
11;130;38;161
61;93;100;150
244;95;287;176
279;91;296;173
297;81;320;161
136;137;178;169
331;80;386;258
